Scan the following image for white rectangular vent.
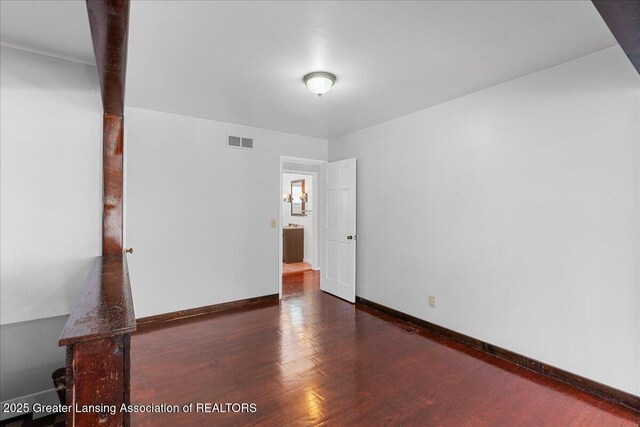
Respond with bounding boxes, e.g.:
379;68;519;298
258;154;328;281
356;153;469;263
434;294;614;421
227;135;253;150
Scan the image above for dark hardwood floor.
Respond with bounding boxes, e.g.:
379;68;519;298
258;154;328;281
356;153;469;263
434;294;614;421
131;271;640;426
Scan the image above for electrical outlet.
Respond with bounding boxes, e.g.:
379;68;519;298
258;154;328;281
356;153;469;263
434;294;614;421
270;219;277;228
428;296;436;308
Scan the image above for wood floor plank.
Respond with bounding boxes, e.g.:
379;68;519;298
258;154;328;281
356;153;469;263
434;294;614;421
283;262;313;276
131;270;640;426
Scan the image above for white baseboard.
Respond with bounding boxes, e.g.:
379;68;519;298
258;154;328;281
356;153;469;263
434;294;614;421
303;258;312;265
0;388;59;421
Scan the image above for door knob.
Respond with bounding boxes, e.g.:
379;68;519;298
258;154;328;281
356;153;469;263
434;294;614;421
124;248;134;254
347;235;358;240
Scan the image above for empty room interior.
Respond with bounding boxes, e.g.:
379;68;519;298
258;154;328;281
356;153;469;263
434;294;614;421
1;0;640;425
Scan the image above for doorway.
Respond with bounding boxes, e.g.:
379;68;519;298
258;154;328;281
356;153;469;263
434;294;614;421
279;156;325;298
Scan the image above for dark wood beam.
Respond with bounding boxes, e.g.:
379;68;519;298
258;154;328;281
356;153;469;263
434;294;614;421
87;0;130;255
86;0;130;116
102;113;125;255
592;0;640;74
59;2;133;426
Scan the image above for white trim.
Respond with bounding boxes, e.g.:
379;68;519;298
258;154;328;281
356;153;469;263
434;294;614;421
282;169;315;174
0;388;60;421
281;156;326;166
279;156;327;298
279;162;283;298
0;39;95;66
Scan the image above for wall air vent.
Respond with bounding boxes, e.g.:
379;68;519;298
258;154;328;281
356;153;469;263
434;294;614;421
227;135;254;150
228;135;241;147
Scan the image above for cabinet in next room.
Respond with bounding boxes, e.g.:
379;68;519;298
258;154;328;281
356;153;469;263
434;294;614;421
283;226;304;263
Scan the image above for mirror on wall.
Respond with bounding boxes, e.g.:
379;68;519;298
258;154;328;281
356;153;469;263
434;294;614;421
291;179;306;216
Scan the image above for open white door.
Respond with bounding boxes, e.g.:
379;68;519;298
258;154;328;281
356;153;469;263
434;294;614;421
320;158;356;303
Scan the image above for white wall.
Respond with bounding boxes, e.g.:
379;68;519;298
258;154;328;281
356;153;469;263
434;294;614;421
282;173;314;264
125;107;327;318
329;47;640;395
0;46;102;324
0;45;101;402
1;315;67;402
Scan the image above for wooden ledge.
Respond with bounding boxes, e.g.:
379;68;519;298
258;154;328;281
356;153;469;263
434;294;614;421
59;255;136;346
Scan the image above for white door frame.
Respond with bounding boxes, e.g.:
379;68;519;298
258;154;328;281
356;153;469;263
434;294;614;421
279;156;327;299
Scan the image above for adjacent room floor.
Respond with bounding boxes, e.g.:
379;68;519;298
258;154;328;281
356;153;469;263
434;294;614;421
282;261;312;276
131;271;640;426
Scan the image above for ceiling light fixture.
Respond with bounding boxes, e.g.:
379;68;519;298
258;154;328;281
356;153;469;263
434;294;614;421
303;72;336;98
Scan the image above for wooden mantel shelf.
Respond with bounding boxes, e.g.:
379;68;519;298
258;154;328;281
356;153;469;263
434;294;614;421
59;255;136;346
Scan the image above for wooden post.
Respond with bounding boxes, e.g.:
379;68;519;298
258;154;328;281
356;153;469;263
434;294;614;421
102;113;125;255
60;256;135;426
60;1;133;426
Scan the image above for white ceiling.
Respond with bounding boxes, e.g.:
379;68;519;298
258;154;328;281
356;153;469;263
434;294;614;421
1;1;617;139
0;0;94;65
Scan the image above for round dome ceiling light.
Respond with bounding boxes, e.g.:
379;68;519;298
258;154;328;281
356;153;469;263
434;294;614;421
303;72;336;98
